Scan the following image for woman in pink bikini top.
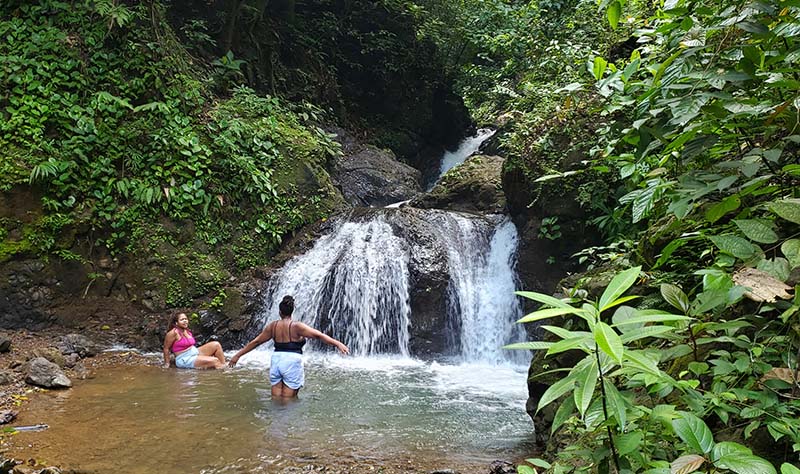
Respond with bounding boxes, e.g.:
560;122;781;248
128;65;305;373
162;312;227;369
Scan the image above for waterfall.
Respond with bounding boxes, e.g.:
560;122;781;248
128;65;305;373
443;219;528;365
264;216;412;356
262;209;527;364
429;128;495;189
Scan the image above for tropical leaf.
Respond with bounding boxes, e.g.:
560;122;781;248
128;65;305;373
661;283;690;313
503;341;554;350
573;359;599;417
595;322;624;364
516;291;574;309
672;412;714;454
620;325;675;343
782;463;800;474
733;219;778;244
716;453;776;474
604;379;627;430
770;199;800;224
781;239;800;269
537;369;579;412
599;266;642;312
709;235;760;259
705;195;741;223
517;306;583;323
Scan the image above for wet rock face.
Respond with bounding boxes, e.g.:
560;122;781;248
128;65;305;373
411;155;506;215
0;260;56;330
332;139;422;207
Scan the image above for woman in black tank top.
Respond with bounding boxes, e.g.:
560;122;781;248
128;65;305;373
229;295;350;398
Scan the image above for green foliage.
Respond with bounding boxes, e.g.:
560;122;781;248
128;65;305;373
510;264;800;472
0;1;341;273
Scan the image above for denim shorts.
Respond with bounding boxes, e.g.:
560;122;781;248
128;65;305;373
270;351;304;389
175;346;199;369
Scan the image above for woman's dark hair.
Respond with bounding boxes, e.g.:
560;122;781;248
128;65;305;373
279;295;295;316
168;312;187;331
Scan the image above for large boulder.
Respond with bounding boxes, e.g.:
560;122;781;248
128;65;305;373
25;357;72;389
331;138;422;207
410;154;506;214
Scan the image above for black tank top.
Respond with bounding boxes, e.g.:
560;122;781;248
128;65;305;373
274;320;306;354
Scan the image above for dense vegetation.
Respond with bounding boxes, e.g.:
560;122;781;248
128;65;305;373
2;0;800;472
419;0;800;472
0;0;461;308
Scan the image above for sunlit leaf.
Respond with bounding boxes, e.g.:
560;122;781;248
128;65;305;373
672;412;714;454
573;358;598;417
595;322;624;364
599;266;642;312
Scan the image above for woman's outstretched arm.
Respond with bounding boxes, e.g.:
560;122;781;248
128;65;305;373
297;324;350;355
229;322;275;367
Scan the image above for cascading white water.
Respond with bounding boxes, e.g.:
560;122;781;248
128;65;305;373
264;216;412;356
442;218;528;365
262;209;527;364
430;128;496;189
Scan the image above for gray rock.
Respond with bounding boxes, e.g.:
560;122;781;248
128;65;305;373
0;370;14;386
332;143;421;207
56;333;99;357
0;336;11;353
24;357;72;389
64;353;80;368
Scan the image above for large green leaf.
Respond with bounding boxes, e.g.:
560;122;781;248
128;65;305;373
599;266;642;312
610;311;690;327
547;336;592;356
515;291;574;309
503;341;553;350
781;463;800;474
715;453;776;474
537;368;580;412
551;395;576;434
607;0;622;29
594;322;624;364
661;283;689;313
781;239;800;269
757;257;791;282
734;219;779;244
709;234;760;259
770;199;800;224
573;359;599;417
517;306;583;323
705;195;741;223
603;379;627;430
672;412;714;454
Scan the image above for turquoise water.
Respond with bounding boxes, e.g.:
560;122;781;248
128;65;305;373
8;353;535;473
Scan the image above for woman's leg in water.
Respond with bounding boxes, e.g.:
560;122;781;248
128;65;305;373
197;341;225;364
271;381;299;398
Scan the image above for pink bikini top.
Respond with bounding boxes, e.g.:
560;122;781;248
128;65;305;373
171;329;196;353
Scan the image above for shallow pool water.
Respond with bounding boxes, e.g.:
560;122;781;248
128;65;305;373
7;352;535;473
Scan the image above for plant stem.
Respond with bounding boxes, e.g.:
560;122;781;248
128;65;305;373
596;342;621;473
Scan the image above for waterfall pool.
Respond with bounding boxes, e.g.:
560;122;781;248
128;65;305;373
6;353;535;473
